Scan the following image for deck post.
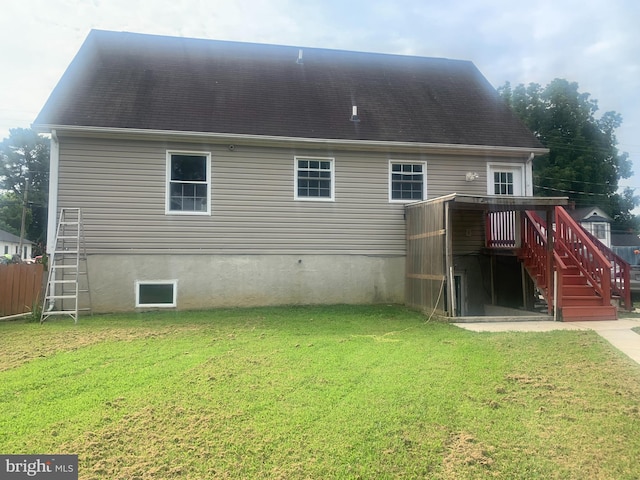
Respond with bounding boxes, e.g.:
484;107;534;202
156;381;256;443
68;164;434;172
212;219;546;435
547;208;555;313
445;201;455;316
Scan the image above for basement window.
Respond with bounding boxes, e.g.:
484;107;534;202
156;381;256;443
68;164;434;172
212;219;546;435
136;281;177;308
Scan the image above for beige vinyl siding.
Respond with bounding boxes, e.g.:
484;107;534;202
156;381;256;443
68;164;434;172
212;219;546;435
427;155;514;198
56;135;526;255
451;210;485;254
57;137;399;255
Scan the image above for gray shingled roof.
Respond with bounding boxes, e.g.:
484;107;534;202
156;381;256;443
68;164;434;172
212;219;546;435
612;233;640;247
569;207;613;223
0;229;34;244
35;29;543;149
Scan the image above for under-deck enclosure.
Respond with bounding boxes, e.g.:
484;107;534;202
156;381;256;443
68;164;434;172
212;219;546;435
405;194;568;318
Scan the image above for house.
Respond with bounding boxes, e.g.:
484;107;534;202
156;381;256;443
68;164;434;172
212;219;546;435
612;233;640;264
569;206;612;248
33;30;628;319
610;233;640;294
0;228;35;260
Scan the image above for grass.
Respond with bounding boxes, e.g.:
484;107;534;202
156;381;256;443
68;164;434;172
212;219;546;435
1;304;640;479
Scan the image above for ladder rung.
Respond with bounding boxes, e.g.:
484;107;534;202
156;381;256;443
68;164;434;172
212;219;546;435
54;250;78;254
51;265;79;269
41;311;78;316
57;236;79;240
59;221;80;225
46;295;78;300
51;280;77;284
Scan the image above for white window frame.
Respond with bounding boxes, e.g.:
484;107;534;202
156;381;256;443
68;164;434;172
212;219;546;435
166;150;212;215
135;280;178;308
590;222;609;241
388;160;427;203
294;156;335;201
486;162;526;196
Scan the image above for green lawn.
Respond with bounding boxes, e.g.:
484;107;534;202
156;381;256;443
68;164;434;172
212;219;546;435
1;305;640;479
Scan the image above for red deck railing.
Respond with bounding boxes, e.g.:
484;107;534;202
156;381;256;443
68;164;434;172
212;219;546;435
554;206;612;303
486;211;517;248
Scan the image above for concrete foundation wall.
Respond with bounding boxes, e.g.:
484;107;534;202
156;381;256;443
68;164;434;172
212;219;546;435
87;254;405;313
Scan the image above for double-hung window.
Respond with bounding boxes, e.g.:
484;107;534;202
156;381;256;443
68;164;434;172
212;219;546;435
166;151;211;214
389;161;426;202
593;223;607;240
295;157;334;201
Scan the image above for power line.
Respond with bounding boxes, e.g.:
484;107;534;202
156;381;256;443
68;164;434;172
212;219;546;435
535;175;616;187
534;185;613;197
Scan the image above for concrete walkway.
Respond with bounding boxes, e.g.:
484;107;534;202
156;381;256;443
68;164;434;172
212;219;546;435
454;318;640;365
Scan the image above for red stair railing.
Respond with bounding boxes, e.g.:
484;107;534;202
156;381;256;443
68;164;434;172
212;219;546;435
521;211;550;290
521;211;565;313
579;227;632;311
554;206;612;304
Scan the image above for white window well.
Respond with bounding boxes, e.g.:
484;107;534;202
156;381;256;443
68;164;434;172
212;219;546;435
295;156;335;201
136;280;177;308
166;151;211;214
389;161;426;202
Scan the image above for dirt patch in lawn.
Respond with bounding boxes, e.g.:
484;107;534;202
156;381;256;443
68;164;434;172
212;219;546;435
442;431;495;477
0;325;205;372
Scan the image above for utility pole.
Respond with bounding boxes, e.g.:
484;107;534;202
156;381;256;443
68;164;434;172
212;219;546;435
18;173;29;259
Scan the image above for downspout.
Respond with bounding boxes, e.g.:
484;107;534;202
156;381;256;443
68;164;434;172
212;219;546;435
46;130;59;256
45;130;59;311
525;152;534;196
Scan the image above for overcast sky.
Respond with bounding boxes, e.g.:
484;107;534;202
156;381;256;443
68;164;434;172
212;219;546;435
1;0;639;195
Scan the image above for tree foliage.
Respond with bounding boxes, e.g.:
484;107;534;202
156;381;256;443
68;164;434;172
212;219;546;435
498;79;638;232
0;128;50;246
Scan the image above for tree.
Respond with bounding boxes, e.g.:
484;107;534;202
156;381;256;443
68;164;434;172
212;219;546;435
498;79;638;232
0;192;24;235
0;128;50;249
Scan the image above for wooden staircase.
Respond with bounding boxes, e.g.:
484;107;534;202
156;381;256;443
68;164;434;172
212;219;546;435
518;206;627;321
553;255;618;321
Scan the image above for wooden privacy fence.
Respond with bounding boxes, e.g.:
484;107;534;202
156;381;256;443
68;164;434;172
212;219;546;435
0;263;45;317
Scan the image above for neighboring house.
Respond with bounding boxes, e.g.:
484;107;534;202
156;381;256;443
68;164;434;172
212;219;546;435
611;233;640;294
0;229;34;260
569;206;613;248
33;30;626;319
611;233;640;265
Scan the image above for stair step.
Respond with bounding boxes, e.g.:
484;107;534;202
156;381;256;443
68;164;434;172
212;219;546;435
562;285;596;296
561;275;588;285
561;295;606;307
561;305;617;321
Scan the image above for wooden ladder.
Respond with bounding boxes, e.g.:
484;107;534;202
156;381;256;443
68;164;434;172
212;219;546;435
41;208;92;323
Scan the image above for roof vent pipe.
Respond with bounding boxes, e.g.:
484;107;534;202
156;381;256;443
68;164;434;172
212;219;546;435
296;49;303;64
351;105;360;122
